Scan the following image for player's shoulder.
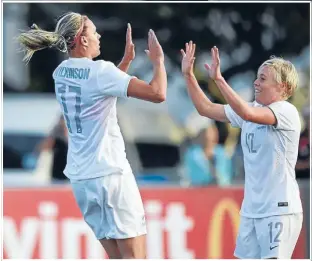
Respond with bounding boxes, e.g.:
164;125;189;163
270;100;301;129
95;60;116;71
269;100;299;115
53;58;106;71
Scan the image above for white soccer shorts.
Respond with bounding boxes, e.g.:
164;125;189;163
234;213;303;259
70;171;147;240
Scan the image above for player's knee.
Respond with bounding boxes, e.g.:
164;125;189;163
107;253;122;259
120;247;146;259
121;250;145;259
99;239;122;259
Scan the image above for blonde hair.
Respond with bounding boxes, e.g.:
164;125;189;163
17;12;88;64
259;56;299;99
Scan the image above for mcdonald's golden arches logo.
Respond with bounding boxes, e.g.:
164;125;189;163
207;198;241;258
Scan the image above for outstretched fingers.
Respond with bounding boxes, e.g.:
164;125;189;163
126;23;133;44
191;42;196;58
152;30;160;45
211;47;215;62
185;42;190;54
181;49;186;58
185;41;195;58
211;46;220;64
148;30;152;51
149;29;159;50
213;46;219;63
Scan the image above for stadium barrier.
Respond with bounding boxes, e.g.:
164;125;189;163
3;186;308;259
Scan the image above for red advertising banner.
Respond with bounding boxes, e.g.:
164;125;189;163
3;186;306;259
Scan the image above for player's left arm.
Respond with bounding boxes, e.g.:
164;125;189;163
214;77;277;125
118;23;135;73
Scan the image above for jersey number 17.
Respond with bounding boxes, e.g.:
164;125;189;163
56;83;82;134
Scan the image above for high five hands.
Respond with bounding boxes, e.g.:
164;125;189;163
123;23;164;65
181;42;222;80
124;27;221;80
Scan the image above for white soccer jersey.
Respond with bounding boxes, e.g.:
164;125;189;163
52;57;135;180
224;101;303;218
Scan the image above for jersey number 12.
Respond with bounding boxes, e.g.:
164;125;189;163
56;83;82;133
246;132;257;153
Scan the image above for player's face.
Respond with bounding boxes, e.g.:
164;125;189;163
254;65;283;105
81;19;101;59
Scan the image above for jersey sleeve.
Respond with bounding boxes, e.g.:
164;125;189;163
224;104;244;128
96;61;136;98
268;101;300;131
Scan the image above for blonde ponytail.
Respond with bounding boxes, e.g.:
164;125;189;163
17;12;87;64
17;24;67;64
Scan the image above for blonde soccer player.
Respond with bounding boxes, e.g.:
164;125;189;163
181;41;303;259
18;12;167;259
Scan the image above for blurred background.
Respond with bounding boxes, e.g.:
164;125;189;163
3;2;310;259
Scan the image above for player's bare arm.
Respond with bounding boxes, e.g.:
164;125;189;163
181;41;229;123
118;23;135;73
127;29;167;103
205;46;277;126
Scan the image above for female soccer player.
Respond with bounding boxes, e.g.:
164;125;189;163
18;12;167;259
181;41;303;259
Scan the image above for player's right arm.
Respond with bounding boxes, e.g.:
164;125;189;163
181;41;229;123
127;29;167;103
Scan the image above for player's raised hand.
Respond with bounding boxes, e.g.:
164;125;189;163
204;46;222;80
181;41;196;76
145;29;164;64
123;23;135;63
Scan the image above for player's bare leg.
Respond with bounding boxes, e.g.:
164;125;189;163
116;234;146;259
99;239;122;259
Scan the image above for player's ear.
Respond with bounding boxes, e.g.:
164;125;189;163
278;82;286;96
80;36;88;47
